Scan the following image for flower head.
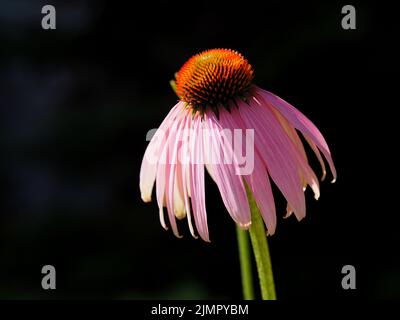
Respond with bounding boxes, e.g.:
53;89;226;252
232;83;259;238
175;49;254;114
140;48;336;242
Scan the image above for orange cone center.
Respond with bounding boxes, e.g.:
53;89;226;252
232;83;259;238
176;49;254;110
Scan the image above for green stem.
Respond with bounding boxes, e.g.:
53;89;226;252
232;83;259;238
247;189;277;300
236;226;255;300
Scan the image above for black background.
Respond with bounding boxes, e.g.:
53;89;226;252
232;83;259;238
0;0;398;299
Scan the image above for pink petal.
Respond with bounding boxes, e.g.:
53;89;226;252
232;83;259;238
155;150;168;230
259;94;320;200
140;102;183;202
304;134;327;181
170;117;188;221
204;110;251;228
270;106;308;161
219;106;277;234
189;115;209;242
156;107;186;238
179;115;198;238
245;154;277;234
236;99;306;220
258;88;337;182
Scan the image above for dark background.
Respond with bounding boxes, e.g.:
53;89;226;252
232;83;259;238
0;0;398;299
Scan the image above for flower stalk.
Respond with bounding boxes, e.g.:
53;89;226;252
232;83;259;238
247;187;277;300
237;186;277;300
236;226;255;300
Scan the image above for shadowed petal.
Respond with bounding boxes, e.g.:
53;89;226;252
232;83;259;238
219;107;276;234
258;88;337;182
261;96;320;200
204;110;251;228
304;134;327;181
236;99;306;220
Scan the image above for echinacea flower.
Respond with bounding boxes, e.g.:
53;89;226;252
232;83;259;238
140;48;336;242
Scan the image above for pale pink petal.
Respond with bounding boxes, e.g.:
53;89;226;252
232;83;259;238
167;110;189;221
140;102;183;202
204;110;251;228
258;88;337;182
155;151;168;230
189;115;209;242
165;108;191;237
156;107;186;238
172;119;187;221
173;141;186;221
179;115;198;238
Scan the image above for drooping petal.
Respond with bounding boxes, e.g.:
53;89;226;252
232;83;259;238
245;160;277;234
259;94;320;200
284;203;294;219
204;110;251;228
269;105;310;190
219;106;277;234
156;106;187;238
270;105;308;161
140;102;183;202
179;114;198;238
258;88;337;182
189;115;209;242
173;177;186;220
166;107;193;237
236;98;306;220
155;147;168;230
304;134;327;181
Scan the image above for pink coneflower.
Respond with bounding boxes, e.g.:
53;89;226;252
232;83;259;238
140;49;336;242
